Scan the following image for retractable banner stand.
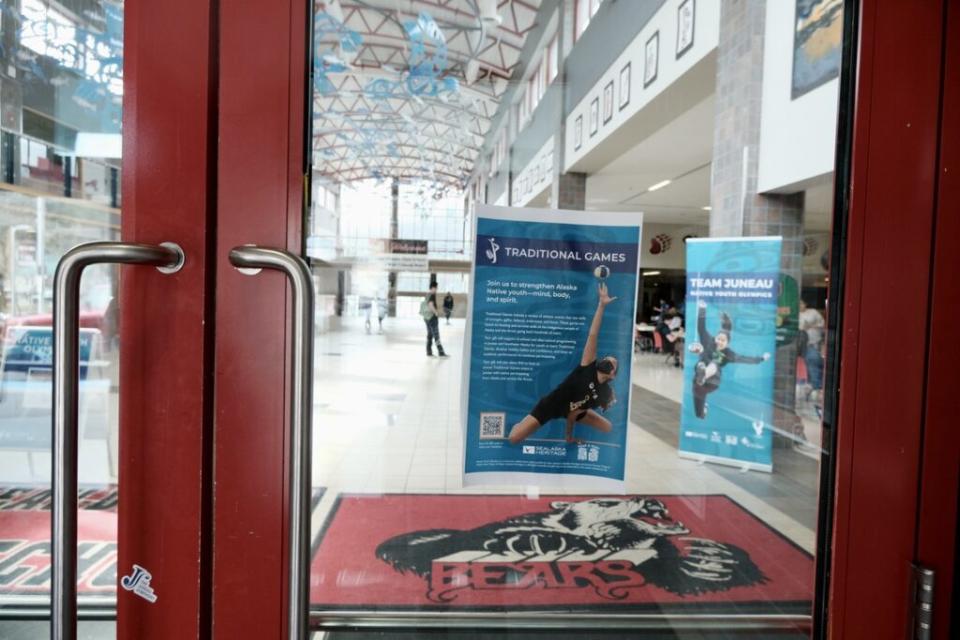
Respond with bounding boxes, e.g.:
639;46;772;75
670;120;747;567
679;237;782;472
461;205;642;490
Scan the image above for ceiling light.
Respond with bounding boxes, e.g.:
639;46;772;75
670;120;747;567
647;180;671;192
479;0;502;24
325;0;343;22
465;59;480;85
642;270;661;276
702;205;711;211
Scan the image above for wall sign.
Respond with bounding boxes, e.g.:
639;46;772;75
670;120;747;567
462;205;643;490
644;31;659;87
679;237;782;472
677;0;695;58
511;137;554;207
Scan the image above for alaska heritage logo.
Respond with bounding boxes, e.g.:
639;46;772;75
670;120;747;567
376;497;766;602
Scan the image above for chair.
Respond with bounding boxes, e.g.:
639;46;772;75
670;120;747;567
662;334;681;365
796;356;808;385
652;330;663;353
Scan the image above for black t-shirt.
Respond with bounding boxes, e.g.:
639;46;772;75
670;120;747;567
428;292;437;310
541;361;606;418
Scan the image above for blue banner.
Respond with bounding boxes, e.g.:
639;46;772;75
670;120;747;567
679;238;781;472
462;206;642;490
0;327;103;450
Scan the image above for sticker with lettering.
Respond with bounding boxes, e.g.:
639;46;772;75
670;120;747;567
120;564;157;603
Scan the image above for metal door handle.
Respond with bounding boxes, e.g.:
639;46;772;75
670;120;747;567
228;246;314;640
52;242;184;640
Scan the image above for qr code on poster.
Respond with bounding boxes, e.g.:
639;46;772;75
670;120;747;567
479;412;506;439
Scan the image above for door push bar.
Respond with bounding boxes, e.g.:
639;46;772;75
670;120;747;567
229;246;315;640
52;242;184;640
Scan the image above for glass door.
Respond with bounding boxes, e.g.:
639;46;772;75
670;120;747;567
210;0;953;639
0;0;215;638
304;0;839;633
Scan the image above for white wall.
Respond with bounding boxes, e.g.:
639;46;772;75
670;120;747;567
511;136;554;207
563;0;720;171
636;224;829;273
639;223;708;270
757;1;840;193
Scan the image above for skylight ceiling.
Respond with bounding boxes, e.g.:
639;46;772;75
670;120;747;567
313;0;541;190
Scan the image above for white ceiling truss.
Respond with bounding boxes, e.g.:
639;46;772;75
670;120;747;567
313;0;541;190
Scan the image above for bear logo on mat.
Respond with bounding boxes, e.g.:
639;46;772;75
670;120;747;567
376;496;766;602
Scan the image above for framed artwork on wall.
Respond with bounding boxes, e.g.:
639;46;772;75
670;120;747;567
589;97;599;136
677;0;695;58
619;62;631;110
602;80;614;124
644;31;659;87
574;115;583;150
791;0;843;98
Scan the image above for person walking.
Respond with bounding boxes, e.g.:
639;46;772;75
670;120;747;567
361;295;373;334
799;299;825;399
421;283;447;357
375;292;388;333
442;292;454;324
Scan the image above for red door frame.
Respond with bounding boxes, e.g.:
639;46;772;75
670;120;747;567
118;0;217;638
119;0;957;638
826;1;957;638
915;1;960;636
211;0;308;637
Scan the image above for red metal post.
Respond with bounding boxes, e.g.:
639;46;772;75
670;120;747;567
828;1;946;637
212;0;308;636
118;0;217;638
915;2;960;638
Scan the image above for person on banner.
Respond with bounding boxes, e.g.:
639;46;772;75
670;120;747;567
420;282;447;357
508;283;618;445
688;300;770;419
442;292;454;324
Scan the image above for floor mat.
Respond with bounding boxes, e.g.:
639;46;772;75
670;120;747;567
310;493;813;615
0;486;118;597
0;486;325;599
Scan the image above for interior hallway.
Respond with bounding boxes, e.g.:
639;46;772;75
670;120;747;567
309;316;820;554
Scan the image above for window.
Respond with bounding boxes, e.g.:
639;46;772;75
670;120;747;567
538;61;546;102
516;91;528;129
498;130;508;169
547;36;559;82
490;128;508;174
518;55;550;131
527;75;536;114
20;0;124;97
575;0;603;41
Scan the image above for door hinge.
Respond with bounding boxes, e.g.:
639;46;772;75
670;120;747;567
911;564;935;640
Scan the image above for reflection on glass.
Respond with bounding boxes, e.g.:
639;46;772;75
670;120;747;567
307;0;845;635
0;0;123;617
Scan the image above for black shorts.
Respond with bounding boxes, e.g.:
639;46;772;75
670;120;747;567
530;395;566;425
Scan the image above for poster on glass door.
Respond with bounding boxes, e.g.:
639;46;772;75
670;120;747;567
679;237;781;472
461;204;642;490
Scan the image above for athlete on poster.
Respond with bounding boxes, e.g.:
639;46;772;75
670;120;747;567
679;237;781;472
462;205;642;490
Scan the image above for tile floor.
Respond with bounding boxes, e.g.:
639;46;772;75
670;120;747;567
0;316;824;555
309;316;820;554
0;315;825;636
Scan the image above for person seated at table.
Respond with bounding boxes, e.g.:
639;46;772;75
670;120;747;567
656;308;684;365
